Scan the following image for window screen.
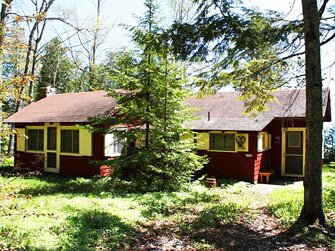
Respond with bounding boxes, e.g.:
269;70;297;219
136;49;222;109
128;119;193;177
210;133;235;151
27;129;44;151
61;130;79;153
47;127;57;150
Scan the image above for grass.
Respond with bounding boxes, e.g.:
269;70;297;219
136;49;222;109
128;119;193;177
0;161;335;250
267;165;335;228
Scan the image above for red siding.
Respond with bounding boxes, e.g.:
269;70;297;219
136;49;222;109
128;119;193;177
59;132;105;178
14;151;45;172
265;119;306;177
197;131;260;183
253;152;269;183
13;123;107;178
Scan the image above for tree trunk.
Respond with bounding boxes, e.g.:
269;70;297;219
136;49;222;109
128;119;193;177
0;0;13;45
299;0;326;226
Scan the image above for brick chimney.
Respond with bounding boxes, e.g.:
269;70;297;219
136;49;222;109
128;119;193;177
39;86;56;99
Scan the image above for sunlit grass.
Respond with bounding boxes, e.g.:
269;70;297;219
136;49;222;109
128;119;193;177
267;165;335;228
0;168;253;250
1;162;334;250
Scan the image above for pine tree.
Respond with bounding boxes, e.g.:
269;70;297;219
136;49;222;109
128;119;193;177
35;37;74;100
91;0;206;192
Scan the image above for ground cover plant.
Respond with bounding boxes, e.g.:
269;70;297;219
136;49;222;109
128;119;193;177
0;160;334;250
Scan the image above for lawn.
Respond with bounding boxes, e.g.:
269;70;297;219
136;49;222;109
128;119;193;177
0;163;334;250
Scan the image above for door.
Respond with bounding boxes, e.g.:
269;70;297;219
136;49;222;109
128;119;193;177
45;127;60;173
282;128;305;177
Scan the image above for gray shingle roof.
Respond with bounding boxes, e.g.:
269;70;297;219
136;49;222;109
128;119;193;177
186;88;330;131
4;91;116;123
4;88;331;131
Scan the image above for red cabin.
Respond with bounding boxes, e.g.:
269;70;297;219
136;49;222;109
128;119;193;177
4;89;332;183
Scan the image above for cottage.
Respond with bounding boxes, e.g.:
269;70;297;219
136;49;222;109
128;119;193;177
186;88;331;183
4;88;331;183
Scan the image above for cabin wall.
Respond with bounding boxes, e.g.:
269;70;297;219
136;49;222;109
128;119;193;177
13;123;106;178
60;132;105;178
197;131;264;183
266;119;306;176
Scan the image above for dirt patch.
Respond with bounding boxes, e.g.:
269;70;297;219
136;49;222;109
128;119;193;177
130;195;332;251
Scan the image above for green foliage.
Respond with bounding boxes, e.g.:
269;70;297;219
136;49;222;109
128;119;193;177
34;37;76;100
1;172;334;249
268;166;335;228
169;1;302;115
267;185;304;228
102;50;139;89
91;0;206;192
197;202;246;228
137;184;221;217
0;157;14;167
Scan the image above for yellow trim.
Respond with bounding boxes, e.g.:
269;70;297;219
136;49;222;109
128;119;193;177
236;133;249;152
196;131;249;153
19;123;93;174
281;128;306;177
180;133;195;141
209;132;237;153
257;132;271;152
16;128;26;152
79;128;93;156
26;126;45;153
197;132;210;150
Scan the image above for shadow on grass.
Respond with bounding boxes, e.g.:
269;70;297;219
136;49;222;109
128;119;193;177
133;202;335;250
63;208;136;250
132;202;268;250
16;174;123;198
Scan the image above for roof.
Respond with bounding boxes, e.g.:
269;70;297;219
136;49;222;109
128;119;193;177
185;88;331;131
4;88;331;131
4;91;116;123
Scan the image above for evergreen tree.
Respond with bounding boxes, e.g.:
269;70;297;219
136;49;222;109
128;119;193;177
35;37;75;100
91;0;206;192
169;0;333;225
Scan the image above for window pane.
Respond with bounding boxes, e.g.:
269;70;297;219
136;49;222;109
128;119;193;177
27;129;44;151
104;133;124;157
47;152;57;168
61;130;79;153
223;134;235;151
210;133;235;151
47;128;57;150
61;130;71;152
73;130;79;153
288;132;301;148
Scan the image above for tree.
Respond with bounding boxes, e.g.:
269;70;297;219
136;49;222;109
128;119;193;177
34;37;75;100
298;0;326;225
0;0;14;46
65;0;112;91
169;0;333;225
169;0;197;23
90;0;206;192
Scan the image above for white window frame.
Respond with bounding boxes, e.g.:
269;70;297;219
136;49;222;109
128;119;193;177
104;127;126;157
257;132;271;152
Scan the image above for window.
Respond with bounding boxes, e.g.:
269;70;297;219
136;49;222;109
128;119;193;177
27;129;44;151
257;132;271;152
105;131;125;157
210;133;235;151
287;132;301;148
47;127;57;150
61;130;79;153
